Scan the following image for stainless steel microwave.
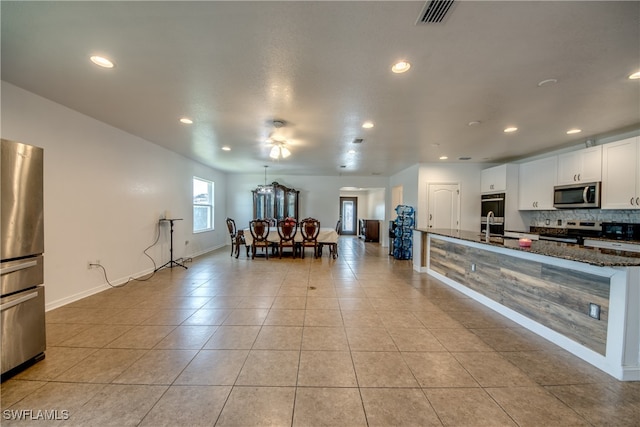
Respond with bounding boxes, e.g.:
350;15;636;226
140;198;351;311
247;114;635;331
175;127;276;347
553;182;600;209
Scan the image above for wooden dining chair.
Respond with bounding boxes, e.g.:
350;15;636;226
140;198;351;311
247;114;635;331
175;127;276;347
299;218;320;259
277;218;298;258
226;217;245;258
249;219;271;259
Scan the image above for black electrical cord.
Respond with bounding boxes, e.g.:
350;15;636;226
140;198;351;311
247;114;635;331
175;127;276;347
90;219;163;288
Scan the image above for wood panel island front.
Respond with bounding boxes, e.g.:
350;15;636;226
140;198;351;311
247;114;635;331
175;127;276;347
412;228;640;381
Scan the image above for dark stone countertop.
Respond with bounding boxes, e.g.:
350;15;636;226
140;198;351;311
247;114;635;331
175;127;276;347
417;228;640;267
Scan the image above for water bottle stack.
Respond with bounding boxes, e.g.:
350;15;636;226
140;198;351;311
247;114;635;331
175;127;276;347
393;205;414;260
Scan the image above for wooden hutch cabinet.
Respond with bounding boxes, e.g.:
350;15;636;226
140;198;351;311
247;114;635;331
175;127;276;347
252;182;300;221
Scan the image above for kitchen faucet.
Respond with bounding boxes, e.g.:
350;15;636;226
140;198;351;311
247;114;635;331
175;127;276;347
486;211;494;241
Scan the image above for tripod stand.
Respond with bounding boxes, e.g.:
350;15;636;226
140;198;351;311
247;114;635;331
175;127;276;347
156;218;188;271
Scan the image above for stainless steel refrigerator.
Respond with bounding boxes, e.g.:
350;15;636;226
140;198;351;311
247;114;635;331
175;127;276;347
1;138;46;376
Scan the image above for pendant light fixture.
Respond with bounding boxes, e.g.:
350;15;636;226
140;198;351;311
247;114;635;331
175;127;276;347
257;165;273;193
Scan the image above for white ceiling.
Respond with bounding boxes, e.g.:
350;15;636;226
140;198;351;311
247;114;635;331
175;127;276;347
2;1;639;176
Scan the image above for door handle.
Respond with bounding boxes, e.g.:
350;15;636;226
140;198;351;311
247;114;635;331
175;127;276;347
583;186;589;203
0;259;38;276
0;291;39;311
429;214;432;220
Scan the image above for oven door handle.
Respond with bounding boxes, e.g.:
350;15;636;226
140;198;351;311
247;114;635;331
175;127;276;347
0;259;38;276
0;291;39;311
481;198;504;202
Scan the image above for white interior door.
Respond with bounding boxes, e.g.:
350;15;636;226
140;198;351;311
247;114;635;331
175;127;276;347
427;183;460;230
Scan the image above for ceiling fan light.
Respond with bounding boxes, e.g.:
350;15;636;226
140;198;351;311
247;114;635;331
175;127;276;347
281;146;291;158
269;146;280;159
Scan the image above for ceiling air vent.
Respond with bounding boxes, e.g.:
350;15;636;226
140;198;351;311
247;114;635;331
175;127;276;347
353;138;364;144
416;0;455;24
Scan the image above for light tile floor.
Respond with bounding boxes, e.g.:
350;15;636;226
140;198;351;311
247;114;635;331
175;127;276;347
2;237;639;426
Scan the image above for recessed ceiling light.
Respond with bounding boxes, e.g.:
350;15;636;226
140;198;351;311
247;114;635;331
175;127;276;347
537;78;557;87
90;55;114;69
340;165;347;168
348;149;356;154
362;121;374;129
468;121;481;126
629;71;640;80
459;156;472;161
504;127;518;133
179;117;193;124
566;128;582;135
222;146;231;151
391;61;411;73
439;156;448;160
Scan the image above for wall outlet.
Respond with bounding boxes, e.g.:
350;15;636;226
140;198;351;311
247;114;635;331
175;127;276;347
87;260;101;269
471;263;476;272
588;303;600;320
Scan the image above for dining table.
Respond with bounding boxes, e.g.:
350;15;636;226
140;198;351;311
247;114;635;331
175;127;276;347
242;227;339;258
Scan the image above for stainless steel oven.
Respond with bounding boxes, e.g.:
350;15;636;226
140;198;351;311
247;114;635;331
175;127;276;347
481;193;505;234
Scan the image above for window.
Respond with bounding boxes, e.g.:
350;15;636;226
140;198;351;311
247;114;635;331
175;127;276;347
193;177;214;233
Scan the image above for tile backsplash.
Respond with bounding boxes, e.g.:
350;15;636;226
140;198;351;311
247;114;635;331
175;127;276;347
524;210;640;228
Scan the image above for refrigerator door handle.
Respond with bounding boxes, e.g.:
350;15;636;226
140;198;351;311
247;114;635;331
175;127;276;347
0;260;38;276
0;291;39;311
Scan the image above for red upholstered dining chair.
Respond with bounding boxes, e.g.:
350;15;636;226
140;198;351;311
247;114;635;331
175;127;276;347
277;218;298;258
249;219;271;259
299;217;320;259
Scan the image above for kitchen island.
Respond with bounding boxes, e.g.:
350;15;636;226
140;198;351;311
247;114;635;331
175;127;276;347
413;228;640;381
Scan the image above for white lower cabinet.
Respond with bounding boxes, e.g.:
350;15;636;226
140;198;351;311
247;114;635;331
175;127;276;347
519;156;557;210
602;136;640;209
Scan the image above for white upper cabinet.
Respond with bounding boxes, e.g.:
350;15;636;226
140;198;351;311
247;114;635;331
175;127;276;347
556;146;602;185
481;164;507;193
602;136;640;209
518;156;557;210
